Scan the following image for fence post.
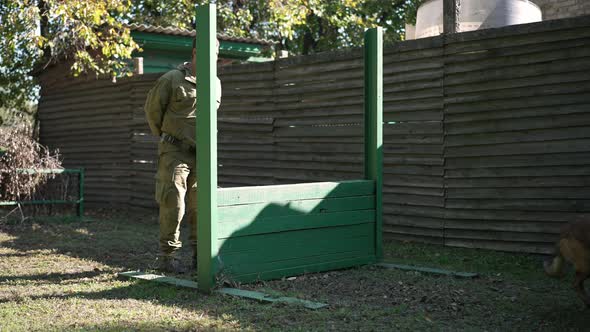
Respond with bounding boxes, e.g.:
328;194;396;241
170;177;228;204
364;27;383;261
196;4;219;293
78;168;85;218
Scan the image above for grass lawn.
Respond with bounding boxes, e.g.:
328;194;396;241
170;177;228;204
0;211;588;331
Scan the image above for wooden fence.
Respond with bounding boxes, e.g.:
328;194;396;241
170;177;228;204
38;15;590;253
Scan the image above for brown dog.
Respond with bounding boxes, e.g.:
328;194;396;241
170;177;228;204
544;220;590;307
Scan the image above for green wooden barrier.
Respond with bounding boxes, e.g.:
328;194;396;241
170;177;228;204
216;180;377;282
195;4;382;293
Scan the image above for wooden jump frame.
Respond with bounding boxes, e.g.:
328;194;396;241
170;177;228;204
195;4;383;293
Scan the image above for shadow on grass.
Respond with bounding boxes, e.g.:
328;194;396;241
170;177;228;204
0;270;103;284
2;214;590;331
0;275;200;305
0;214;161;271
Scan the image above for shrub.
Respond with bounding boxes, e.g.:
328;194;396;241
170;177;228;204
0;125;62;201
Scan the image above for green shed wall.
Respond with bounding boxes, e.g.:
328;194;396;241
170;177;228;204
131;31;271;73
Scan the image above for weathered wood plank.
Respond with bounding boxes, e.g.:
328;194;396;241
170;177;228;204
384;174;444;188
274;125;362;138
442;209;580;223
384;193;445;208
445;93;590;115
445;37;590;65
382;224;444;238
446;187;590;199
445;71;590;96
444;219;562;233
383;231;444;245
445;152;590;169
445;165;590;178
446;48;590;77
445;81;590;105
445;126;590;147
446;198;590;212
445;19;590;53
445;139;590;158
444;239;552;254
384;186;445;197
384;165;444;176
384;121;443;135
217;288;328;310
384;214;445;229
384;204;446;219
274;143;363;153
377;263;478;278
446;103;590;124
446;176;590;188
447;110;590;135
445;229;557;243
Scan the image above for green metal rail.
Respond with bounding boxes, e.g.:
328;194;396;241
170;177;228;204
0;168;85;218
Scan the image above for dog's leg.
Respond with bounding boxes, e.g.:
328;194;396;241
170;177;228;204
573;271;590;308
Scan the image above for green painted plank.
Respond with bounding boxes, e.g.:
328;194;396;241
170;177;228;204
119;271;200;288
196;4;219;293
364;27;384;260
218;209;375;239
131;32;267;59
218;223;374;254
217;288;328;310
217;180;375;206
220;233;375;269
218;223;375;278
218;195;375;223
223;248;375;277
231;255;377;283
118;272;327;310
376;263;479;278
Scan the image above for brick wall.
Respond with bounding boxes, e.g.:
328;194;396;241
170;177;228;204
533;0;590;20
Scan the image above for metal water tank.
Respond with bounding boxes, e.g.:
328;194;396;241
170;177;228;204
414;0;542;39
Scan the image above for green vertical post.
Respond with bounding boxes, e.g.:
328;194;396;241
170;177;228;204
196;4;218;293
78;168;85;219
364;27;383;261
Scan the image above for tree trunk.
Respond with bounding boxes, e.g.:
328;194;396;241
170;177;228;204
38;0;50;57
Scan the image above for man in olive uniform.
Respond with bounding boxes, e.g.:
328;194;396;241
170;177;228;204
144;39;221;273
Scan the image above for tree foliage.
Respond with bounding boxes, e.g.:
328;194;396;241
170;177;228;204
0;0;139;117
126;0;422;54
0;1;40;112
37;0;138;78
1;0;421;115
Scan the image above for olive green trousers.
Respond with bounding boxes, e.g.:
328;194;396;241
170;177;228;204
155;141;197;256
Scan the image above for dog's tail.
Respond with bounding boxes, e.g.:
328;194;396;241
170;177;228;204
544;245;565;278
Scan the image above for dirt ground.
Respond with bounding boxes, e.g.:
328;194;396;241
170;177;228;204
0;210;588;331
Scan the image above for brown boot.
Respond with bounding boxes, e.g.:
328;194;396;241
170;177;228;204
156;256;187;274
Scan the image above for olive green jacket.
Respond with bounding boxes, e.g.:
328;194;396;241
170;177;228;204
144;62;221;147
